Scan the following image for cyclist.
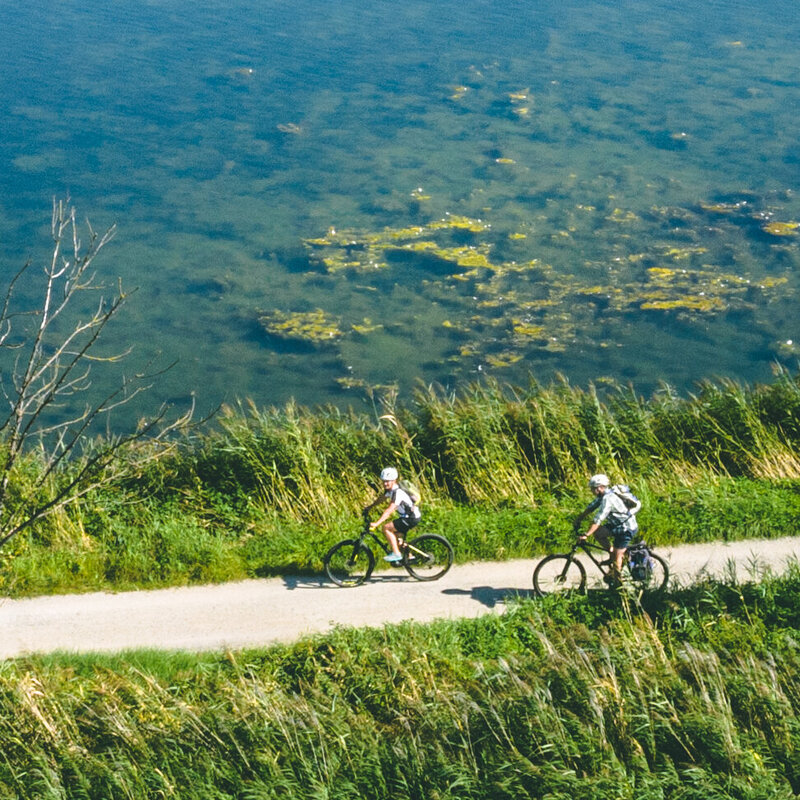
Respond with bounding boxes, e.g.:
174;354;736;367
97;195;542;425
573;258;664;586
365;467;421;563
577;473;641;584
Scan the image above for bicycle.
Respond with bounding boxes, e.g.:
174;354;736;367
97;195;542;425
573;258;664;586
323;511;455;587
532;534;668;596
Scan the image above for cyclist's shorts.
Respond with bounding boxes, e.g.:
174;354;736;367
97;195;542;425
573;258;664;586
610;525;635;550
394;516;420;535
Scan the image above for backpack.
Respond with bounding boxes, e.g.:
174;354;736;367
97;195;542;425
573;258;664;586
398;478;421;505
611;484;641;512
628;543;654;581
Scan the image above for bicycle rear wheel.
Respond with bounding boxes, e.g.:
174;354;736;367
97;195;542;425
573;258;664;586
323;539;375;587
533;554;586;596
404;534;454;581
630;551;669;594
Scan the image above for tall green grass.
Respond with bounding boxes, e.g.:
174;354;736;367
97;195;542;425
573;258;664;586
170;371;800;512
4;371;800;595
3;572;800;798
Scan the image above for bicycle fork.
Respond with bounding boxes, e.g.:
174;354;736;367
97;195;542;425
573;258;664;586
556;558;573;585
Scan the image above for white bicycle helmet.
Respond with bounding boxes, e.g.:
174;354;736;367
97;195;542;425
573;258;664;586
588;473;610;488
380;467;398;481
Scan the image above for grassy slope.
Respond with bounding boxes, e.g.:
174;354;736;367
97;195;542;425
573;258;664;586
3;574;800;798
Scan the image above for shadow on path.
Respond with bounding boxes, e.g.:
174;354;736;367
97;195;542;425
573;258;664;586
282;574;413;590
442;586;534;608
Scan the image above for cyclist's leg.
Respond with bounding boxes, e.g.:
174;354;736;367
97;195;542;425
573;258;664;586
594;525;613;553
382;520;403;561
610;526;634;582
394;516;418;561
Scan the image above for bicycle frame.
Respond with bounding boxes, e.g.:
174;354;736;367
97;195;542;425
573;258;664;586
354;519;392;554
570;538;615;577
353;516;427;561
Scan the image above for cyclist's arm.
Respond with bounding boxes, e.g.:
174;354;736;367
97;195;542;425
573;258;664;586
371;501;397;528
579;496;612;539
581;521;602;540
362;494;384;514
574;498;601;533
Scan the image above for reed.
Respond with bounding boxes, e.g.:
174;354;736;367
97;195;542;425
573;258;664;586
136;371;800;516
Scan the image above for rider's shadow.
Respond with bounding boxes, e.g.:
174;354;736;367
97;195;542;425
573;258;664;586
442;586;534;608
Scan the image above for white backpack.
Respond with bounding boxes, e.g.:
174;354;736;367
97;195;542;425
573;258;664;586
611;484;641;513
398;478;421;505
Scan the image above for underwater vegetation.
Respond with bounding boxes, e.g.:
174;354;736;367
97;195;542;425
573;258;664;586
258;309;342;345
762;220;799;237
253;190;797;392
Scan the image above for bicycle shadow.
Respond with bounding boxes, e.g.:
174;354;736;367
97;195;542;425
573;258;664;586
442;586;534;608
282;573;416;590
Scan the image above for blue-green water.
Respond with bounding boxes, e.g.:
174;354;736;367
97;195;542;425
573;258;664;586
1;0;799;425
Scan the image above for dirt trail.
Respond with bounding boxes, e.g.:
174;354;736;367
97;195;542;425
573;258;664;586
2;536;799;659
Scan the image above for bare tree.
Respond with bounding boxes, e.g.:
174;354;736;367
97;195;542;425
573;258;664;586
0;198;192;549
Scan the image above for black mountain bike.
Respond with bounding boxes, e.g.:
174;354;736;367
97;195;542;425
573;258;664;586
323;511;454;587
533;536;669;596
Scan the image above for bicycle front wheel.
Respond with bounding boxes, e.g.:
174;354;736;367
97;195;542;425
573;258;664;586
404;534;454;581
323;539;375;587
533;554;586;597
630;552;669;594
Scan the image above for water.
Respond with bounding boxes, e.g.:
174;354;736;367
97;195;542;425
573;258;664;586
1;0;798;427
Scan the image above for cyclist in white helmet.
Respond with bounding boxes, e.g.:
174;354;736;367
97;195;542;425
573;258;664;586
577;473;640;584
365;467;421;563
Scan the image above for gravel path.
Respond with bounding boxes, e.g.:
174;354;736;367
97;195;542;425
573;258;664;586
2;536;799;658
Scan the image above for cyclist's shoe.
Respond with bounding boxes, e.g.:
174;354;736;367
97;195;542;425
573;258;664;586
384;553;403;563
603;573;622;588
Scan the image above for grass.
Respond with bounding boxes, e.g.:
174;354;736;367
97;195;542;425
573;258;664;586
4;572;800;797
2;371;800;596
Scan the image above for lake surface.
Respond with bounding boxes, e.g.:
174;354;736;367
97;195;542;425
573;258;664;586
1;0;799;425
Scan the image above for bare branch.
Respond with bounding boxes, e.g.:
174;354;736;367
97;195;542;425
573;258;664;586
0;198;194;550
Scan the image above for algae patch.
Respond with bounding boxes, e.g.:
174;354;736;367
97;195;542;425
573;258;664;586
259;309;343;345
256;189;798;390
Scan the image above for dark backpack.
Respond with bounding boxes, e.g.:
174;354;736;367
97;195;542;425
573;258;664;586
628;543;653;581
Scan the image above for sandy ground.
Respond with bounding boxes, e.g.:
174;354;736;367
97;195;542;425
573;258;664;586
2;536;799;659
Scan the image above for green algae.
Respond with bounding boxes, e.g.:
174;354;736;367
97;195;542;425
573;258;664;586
700;202;747;214
762;221;799;236
607;208;639;224
640;296;726;312
351;319;383;335
485;350;524;367
259;309;343;345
